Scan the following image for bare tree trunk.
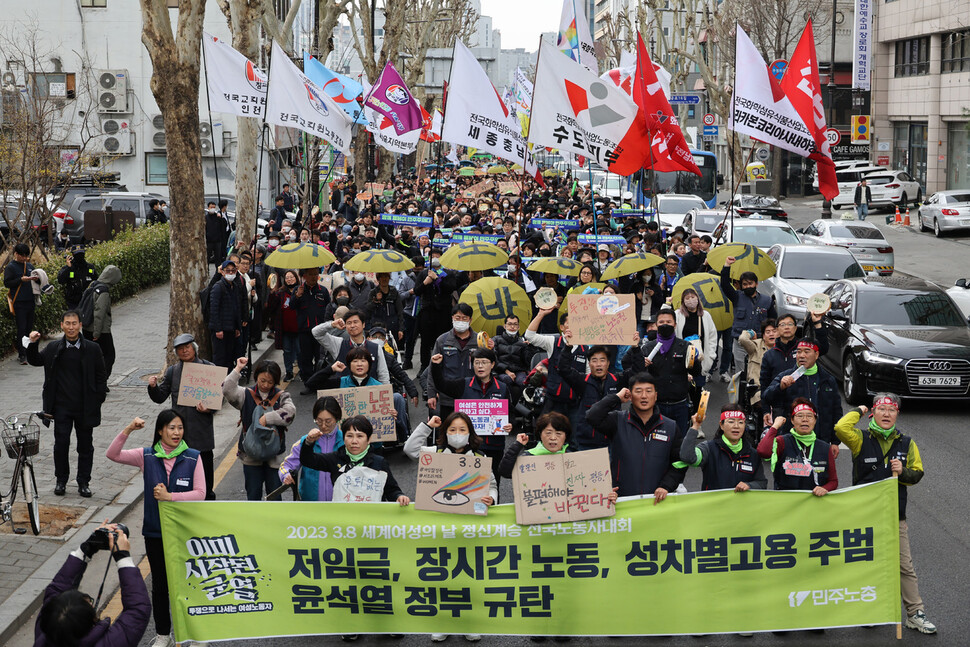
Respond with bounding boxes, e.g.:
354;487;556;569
140;0;209;361
353;129;370;186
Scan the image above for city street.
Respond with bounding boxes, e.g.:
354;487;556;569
3;199;968;644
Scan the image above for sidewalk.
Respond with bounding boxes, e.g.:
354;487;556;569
0;283;273;642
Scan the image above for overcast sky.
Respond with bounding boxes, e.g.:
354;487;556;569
481;0;562;51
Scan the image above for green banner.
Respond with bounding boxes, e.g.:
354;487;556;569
160;480;900;641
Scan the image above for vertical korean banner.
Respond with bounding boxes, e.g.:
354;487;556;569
852;0;872;90
161;480;900;642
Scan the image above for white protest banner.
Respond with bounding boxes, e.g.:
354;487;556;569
176;363;227;410
441;40;542;183
202;33;267;118
265;42;353;153
728;27;815;158
332;466;388;503
455;399;509;436
511;448;614;525
365;106;421;154
414;450;492;516
317;384;397;442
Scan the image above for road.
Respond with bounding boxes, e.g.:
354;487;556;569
7;197;967;645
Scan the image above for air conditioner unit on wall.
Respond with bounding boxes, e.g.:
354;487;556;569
93;116;133;155
199;120;226;157
150;113;166;150
97;69;129;113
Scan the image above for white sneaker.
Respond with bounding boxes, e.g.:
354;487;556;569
906;610;937;634
431;634;449;642
465;636;482;642
150;636;175;647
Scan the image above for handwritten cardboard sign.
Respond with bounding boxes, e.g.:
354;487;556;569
332;466;388;503
414;450;492;516
176;363;228;410
455;399;509;436
498;181;518;194
317;384;397;442
567;294;636;346
511;448;614;525
462;179;494;198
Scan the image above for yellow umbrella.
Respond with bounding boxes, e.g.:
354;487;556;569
343;249;414;273
542;168;561;177
510;163;523;171
487;165;509;174
264;242;336;269
600;252;665;281
525;257;586;276
459;277;531;337
705;242;777;281
439;241;509;272
671;273;735;332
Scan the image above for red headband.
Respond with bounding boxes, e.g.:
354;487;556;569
793;403;816;416
720;410;746;422
873;396;899;410
796;340;819;352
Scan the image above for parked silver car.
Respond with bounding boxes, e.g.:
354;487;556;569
918;190;970;237
798;218;894;276
62;192;166;242
761;244;866;320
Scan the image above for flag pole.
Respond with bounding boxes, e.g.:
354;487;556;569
200;39;222;208
255;44;276;251
636;32;659;239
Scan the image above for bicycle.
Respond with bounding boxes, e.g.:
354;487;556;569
1;412;48;535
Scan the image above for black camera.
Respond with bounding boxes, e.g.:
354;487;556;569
88;523;130;551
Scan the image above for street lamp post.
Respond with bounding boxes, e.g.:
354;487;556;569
822;0;839;219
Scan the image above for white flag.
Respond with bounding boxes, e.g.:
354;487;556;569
446;147;459;165
365;106;421;154
556;0;598;72
530;41;646;175
512;67;534;116
729;26;815;157
202;32;267;118
441;40;542;183
265;42;354;153
601;60;671;100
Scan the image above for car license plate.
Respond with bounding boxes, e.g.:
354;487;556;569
918;376;960;386
856;253;874;259
862;265;874;271
961;219;970;226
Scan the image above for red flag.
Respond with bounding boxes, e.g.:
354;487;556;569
632;32;701;176
779;21;837;200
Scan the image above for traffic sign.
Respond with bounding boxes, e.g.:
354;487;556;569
702;113;716;126
702;125;719;137
669;94;700;105
770;60;788;81
825;128;841;146
755;147;770;162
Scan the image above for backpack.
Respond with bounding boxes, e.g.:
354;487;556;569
77;281;105;328
241;390;284;462
199;284;212;323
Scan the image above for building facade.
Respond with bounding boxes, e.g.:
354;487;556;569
872;0;970;193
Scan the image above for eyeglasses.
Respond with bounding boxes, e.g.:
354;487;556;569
777;322;796;328
315;417;336;428
473;360;492;367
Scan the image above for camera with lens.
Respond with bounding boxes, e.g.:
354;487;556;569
88;523;130;551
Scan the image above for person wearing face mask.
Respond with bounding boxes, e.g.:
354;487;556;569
622;307;701;436
345;268;375;310
757;398;838;496
265;270;302;381
679;405;767;491
834;394;937;635
675;288;717;412
208;260;243;370
394;225;419;258
324;285;352;321
365;272;405;343
413;251;459;374
426;304;479;419
718;257;776;382
204;201;230;267
492;315;536;390
396;263;420;370
633;269;663;336
431;348;513;483
292;267;331;391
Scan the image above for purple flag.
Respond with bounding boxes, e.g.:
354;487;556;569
363;62;423;136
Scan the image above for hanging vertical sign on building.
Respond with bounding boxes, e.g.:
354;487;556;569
852;0;872;90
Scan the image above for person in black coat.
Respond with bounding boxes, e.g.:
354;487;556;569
762;338;842;443
205;201;231;266
26;311;106;497
208;260;243;369
759;313;830;420
412;254;459;372
56;247;97;310
4;243;37;364
292;266;331;389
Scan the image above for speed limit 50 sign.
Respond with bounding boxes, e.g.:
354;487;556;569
825;128;842;146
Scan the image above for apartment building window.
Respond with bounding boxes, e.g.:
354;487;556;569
31;73;76;99
942;30;970;73
146;153;168;185
80;0;107;6
894;37;930;77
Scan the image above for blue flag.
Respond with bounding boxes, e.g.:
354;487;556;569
302;53;364;123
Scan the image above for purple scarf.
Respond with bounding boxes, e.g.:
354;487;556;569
657;332;675;355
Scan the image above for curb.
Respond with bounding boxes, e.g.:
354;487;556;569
0;338;278;644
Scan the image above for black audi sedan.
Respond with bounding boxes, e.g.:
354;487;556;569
820;276;970;405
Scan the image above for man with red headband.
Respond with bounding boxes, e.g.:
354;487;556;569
834;393;936;635
762;337;841;443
